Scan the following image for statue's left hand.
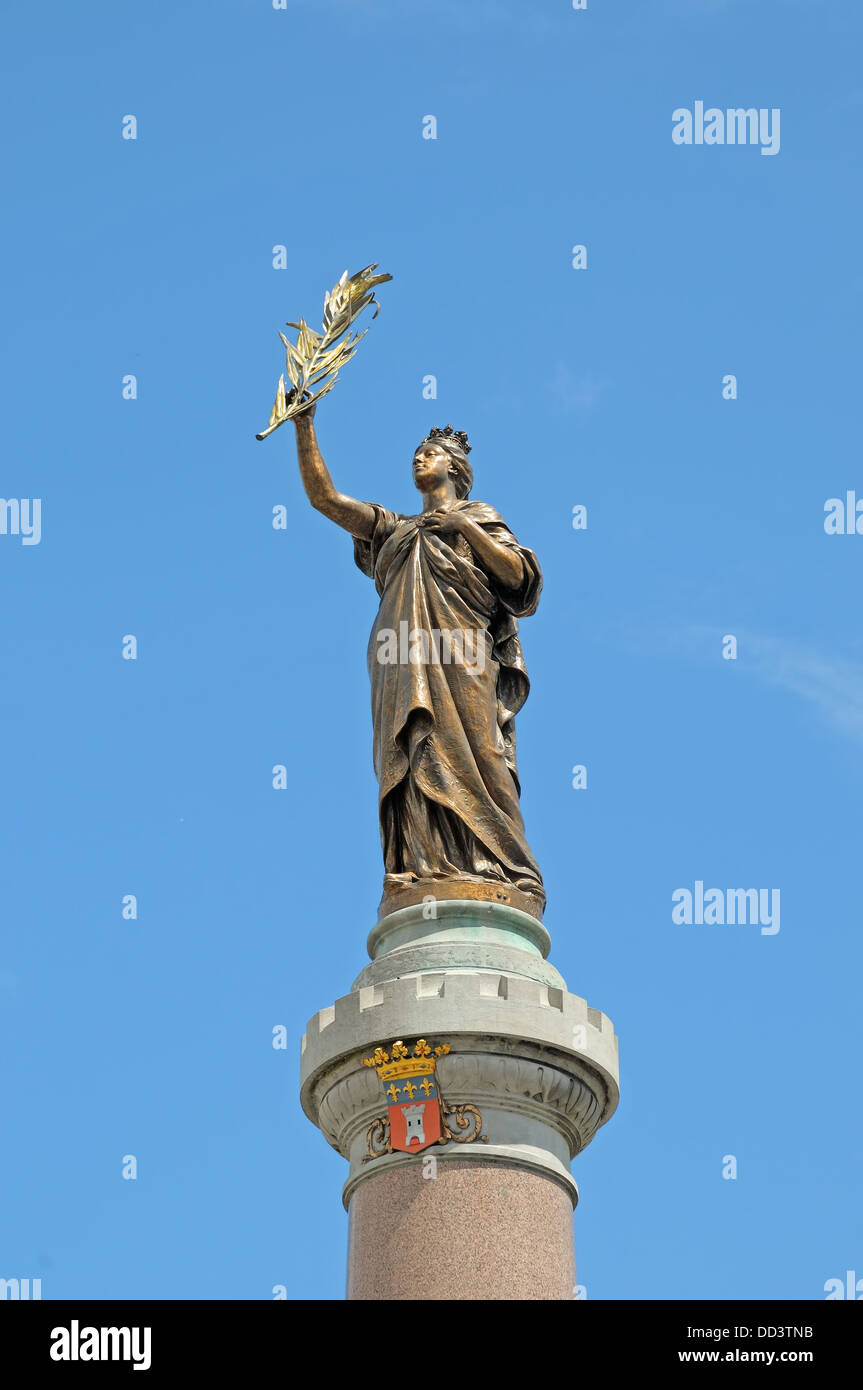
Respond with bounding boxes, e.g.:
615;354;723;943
419;510;463;536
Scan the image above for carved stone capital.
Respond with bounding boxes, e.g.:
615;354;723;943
301;967;619;1209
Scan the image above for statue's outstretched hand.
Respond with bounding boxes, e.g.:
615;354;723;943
287;388;316;423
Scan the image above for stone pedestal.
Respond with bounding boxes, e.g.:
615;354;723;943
300;900;619;1301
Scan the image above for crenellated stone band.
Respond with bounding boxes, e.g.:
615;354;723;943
300;947;619;1210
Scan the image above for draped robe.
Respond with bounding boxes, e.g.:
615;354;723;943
353;498;544;906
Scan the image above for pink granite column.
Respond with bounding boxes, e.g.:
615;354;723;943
347;1160;576;1301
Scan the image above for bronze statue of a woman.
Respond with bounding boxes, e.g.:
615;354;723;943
290;404;546;920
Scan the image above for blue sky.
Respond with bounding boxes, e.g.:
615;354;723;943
1;0;860;1300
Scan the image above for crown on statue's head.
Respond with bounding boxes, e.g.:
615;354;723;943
427;424;471;455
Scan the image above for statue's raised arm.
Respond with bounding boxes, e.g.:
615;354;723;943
292;402;376;540
255;266;391;540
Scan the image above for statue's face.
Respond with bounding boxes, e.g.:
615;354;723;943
412;442;453;493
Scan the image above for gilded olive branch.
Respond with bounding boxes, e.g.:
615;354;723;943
256;265;392;440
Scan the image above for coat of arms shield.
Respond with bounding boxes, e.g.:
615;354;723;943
364;1040;449;1154
380;1056;441;1153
